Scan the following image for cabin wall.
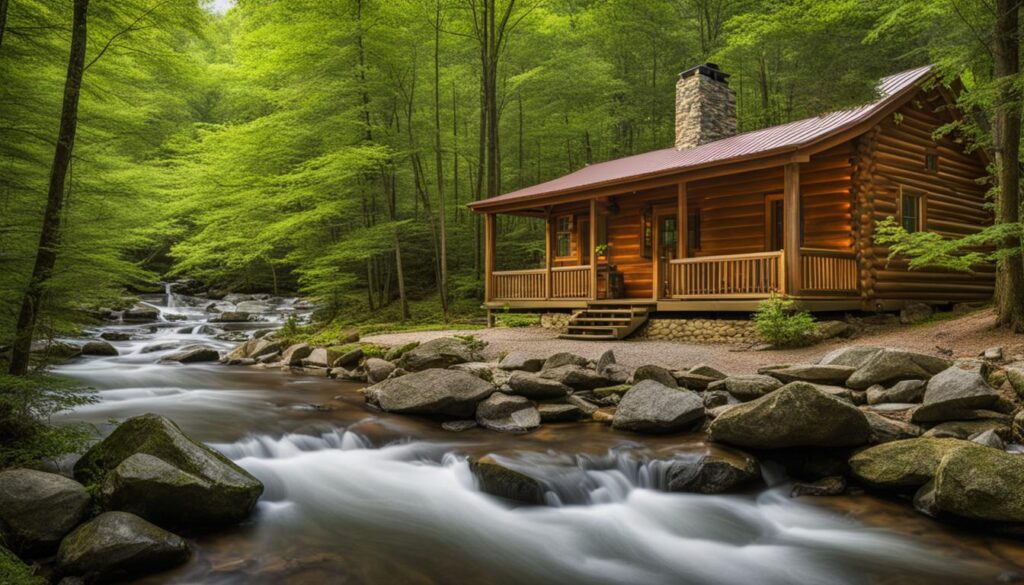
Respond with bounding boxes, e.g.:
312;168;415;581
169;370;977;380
801;144;855;250
687;167;783;256
858;87;994;304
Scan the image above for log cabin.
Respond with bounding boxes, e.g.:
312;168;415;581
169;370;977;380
467;64;994;339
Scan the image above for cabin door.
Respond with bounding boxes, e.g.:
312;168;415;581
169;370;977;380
654;211;678;298
765;193;785;251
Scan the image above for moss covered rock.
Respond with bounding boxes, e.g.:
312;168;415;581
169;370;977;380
0;545;45;585
57;511;189;582
849;438;972;489
0;469;90;555
469;456;545;505
398;337;479;371
933;444;1024;522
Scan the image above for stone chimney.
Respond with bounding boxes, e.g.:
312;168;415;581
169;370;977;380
674;63;737;150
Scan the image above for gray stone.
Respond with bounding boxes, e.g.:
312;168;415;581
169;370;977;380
141;342;179;354
900;302;933;324
280;343;313;366
766;364;856;386
507;371;571;399
82;340;118;356
849;437;972;489
703;390;738;409
331;348;362;368
866;380;925;405
538;364;609;390
100;331;132;341
862;410;923;444
450;362;501;384
812;321;856;341
688;363;727;380
498;352;545;373
923;419;1010;440
75;414;263;528
0;469;90;554
792;476;846;497
57;511;189;582
709;382;871;449
475;394;541;433
542;352;589;370
970;429;1006;450
383;342;419;362
664;451;759;494
596;350;616;374
123;304;159;321
845;349;952;390
632;364;678;388
601;363;632;384
933;444;1024;522
399;337;481;371
612;380;705;434
566;394;599;416
161;345;219;363
441;420;478;432
673;371;719;390
364;368;494;417
911;367;999;423
364;358;397;384
674;65;736;149
234;301;271;313
469;456;544;505
1006;364;1024;400
817;345;883;367
537;403;582;422
983;346;1004;361
210;311;251;323
301;347;329;367
721;375;782;401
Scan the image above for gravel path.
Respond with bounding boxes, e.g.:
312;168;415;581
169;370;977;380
363;309;1024;374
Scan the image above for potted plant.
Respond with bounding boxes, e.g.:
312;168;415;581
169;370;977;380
594;243;609;263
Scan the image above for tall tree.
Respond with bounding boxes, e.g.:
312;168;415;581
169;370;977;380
8;0;89;375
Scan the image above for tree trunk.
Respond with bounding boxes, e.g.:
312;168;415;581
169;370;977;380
433;0;448;318
993;0;1024;331
9;0;89;375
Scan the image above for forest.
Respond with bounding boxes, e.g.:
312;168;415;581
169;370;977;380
0;0;1021;349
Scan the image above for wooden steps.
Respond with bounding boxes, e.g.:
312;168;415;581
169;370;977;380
558;302;653;340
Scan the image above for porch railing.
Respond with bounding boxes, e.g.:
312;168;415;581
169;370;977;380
668;251;785;299
490;265;591;301
800;248;858;294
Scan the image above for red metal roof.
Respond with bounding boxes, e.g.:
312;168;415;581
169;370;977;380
469;65;933;211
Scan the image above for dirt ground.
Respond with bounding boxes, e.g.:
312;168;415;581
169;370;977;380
363;308;1024;374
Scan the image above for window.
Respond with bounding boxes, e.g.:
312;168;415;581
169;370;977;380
660;216;678;250
925;149;939;173
765;194;784;251
686;209;701;254
580;219;590;264
641;208;653;259
555;215;573;258
900;190;924;233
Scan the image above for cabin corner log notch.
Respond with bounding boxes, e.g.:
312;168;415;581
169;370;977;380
469;65;994;316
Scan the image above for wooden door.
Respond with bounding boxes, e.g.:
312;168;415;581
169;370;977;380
765;193;785;251
654;211;679;298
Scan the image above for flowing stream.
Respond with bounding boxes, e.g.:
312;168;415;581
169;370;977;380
51;288;1024;584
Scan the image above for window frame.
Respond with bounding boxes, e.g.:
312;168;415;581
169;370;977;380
764;193;785;251
554;214;575;260
898;187;926;233
686;208;702;255
924;148;939;174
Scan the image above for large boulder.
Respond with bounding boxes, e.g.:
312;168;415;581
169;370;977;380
469;456;544;505
766;364;856;386
398;337;481;371
498;352;545;373
932;445;1024;522
911;367;999;424
542;352;589;370
364;368;494;417
866;380;925;405
718;375;782;401
849;438;970;489
364;358;397;384
0;469;90;554
210;311;251;323
862;410;923;444
537;403;582;422
301;348;330;367
122;304;159;322
475;393;541;433
506;371;571;399
632;365;678;388
82;340;118;356
663;451;760;494
280;343;313;366
708;382;871;449
842;348;951;390
57;512;189;583
538;364;609;390
611;380;704;434
74;414;263;528
161;345;219;364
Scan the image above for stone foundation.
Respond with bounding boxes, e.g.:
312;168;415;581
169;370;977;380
540;312;572;333
640;318;757;344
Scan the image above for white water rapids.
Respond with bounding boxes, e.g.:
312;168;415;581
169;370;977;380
49;286;1005;584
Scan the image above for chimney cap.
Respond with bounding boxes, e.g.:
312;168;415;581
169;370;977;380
679;63;730;83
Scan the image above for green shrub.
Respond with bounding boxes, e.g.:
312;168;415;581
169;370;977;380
0;546;45;585
495;312;539;328
0;374;97;469
753;294;817;347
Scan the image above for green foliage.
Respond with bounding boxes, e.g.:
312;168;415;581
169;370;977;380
0;374;97;469
0;546;45;585
753;294;817;347
875;216;1021;272
495;312;540;328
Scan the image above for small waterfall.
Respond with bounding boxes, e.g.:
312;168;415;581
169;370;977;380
164;282;176;309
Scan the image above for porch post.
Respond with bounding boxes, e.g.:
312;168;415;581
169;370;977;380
784;163;801;295
544;207;552;300
484;213;496;302
677;182;687;259
589;199;597;300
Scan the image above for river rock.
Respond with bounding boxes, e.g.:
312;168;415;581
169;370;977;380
538;364;609;390
1005;363;1024;400
766;364;856;386
632;364;678;388
537;403;582;422
441;420;478;432
82;340;119;356
364;358;397;384
900;302;933;324
611;380;704;434
507;371;571;399
689;364;727;380
210;311;251;323
664;451;759;494
332;347;364;368
475;393;541;433
719;375;782;401
469;456;544;505
703;390;739;408
398;337;480;371
970;428;1006;449
566;394;599;416
301;347;330;367
100;331;132;341
866;380;925;405
709;382;871;449
923;419;1010;440
791;476;846;497
849;437;971;489
911;367;999;423
57;511;189;582
161;345;220;363
818;346;885;368
383;342;418;362
932;444;1024;522
542;352;590;370
141;342;179;354
498;352;545;373
281;343;313;366
0;469;90;554
74;414;263;527
123;304;159;321
234;301;271;313
451;362;503;384
30;340;81;358
673;371;718;390
596;350;616;374
844;348;951;390
862;410;923;444
364;368;494;417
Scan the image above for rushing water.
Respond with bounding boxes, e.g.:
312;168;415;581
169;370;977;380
51;288;1024;584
